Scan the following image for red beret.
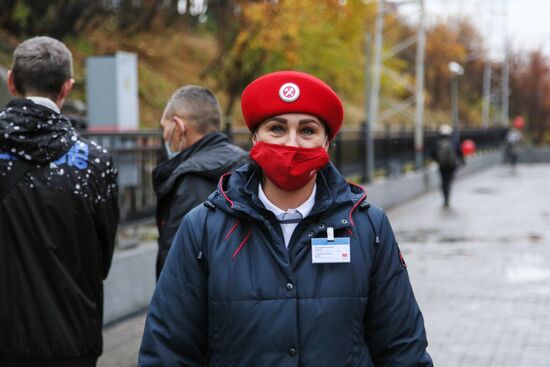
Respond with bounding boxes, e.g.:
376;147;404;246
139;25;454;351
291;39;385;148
241;71;344;140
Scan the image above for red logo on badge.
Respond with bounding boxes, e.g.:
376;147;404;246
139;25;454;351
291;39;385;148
342;253;348;258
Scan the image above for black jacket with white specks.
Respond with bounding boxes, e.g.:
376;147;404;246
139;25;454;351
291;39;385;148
0;99;119;366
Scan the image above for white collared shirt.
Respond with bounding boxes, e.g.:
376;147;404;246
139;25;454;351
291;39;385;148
27;96;60;114
258;184;316;248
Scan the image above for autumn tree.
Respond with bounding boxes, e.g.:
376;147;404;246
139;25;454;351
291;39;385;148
204;0;378;125
509;49;550;143
0;0;104;39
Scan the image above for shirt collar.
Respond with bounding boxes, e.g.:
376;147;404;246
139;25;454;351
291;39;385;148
26;96;60;114
258;183;316;220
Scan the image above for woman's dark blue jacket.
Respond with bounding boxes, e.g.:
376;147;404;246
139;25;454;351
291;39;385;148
139;163;433;367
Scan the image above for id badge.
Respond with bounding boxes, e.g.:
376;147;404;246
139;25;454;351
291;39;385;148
311;237;351;264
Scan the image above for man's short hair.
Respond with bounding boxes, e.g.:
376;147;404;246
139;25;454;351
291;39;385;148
11;36;73;100
164;85;222;134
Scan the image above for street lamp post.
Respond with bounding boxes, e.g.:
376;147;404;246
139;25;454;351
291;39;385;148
449;61;464;143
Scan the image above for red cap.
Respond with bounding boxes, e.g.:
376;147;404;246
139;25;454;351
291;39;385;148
241;71;344;140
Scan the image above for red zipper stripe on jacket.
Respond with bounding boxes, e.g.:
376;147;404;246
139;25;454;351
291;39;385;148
347;182;368;226
232;228;252;260
218;172;234;208
224;220;241;240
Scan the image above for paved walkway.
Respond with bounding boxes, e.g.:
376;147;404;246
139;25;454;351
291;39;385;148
98;164;550;367
391;163;550;367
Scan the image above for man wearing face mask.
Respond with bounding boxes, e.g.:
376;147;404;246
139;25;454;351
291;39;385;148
153;85;247;279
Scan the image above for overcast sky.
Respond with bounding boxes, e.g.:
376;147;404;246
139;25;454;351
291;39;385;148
422;0;550;58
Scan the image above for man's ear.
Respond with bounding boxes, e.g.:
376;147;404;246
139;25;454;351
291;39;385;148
173;116;186;136
251;133;258;145
7;70;20;97
55;78;74;107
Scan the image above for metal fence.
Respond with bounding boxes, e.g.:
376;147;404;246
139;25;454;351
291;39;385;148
82;131;162;226
84;126;507;225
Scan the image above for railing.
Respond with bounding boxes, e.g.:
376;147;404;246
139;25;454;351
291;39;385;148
84;126;507;226
82;131;162;227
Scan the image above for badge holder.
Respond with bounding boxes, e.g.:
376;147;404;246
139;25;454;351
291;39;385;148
311;226;351;264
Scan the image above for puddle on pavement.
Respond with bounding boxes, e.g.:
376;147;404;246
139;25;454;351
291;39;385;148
472;187;498;195
398;228;475;244
497;233;545;244
439;235;470;243
399;229;544;246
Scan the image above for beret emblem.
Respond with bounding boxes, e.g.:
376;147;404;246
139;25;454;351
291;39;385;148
278;83;300;103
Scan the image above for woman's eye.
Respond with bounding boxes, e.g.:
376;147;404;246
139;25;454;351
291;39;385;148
301;127;315;135
270;125;285;133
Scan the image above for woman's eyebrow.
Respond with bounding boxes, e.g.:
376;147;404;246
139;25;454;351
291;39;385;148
299;119;321;125
266;117;287;123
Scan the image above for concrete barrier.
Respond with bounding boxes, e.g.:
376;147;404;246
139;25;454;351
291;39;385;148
102;150;504;324
364;150;503;210
103;241;156;325
517;146;550;163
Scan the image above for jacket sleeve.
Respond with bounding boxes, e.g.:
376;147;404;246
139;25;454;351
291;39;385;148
140;208;208;367
94;156;119;279
364;212;433;366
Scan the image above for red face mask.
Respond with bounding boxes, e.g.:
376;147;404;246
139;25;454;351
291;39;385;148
250;141;329;191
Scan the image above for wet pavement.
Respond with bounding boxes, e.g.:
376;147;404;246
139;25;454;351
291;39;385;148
391;164;550;366
98;163;550;367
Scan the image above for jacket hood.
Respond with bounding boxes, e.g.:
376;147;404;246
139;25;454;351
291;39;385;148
211;162;367;226
153;131;248;198
0;99;77;164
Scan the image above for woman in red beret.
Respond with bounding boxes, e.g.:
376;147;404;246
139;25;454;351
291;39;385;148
140;71;433;366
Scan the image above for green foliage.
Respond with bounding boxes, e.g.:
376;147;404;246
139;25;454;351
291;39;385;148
0;0;547;133
12;2;31;31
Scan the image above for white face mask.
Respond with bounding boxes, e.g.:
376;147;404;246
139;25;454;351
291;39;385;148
164;121;179;160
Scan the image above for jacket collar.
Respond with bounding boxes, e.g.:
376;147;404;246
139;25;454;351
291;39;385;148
26;96;60;113
153;131;231;197
0;99;77;164
212;162;367;229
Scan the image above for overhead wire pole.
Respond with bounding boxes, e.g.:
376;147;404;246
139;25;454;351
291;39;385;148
366;0;426;178
363;33;373;183
414;0;426;170
366;0;385;182
501;0;509;127
482;0;494;129
482;62;492;128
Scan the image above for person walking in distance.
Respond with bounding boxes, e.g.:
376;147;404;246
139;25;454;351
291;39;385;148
153;85;247;279
431;124;464;208
0;36;119;367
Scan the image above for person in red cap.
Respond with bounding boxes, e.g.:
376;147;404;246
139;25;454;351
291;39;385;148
140;71;433;366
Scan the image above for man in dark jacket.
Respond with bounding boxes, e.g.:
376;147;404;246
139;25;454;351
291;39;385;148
0;36;119;367
153;85;247;278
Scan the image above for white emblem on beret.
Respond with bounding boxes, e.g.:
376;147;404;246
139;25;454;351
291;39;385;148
279;83;300;103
